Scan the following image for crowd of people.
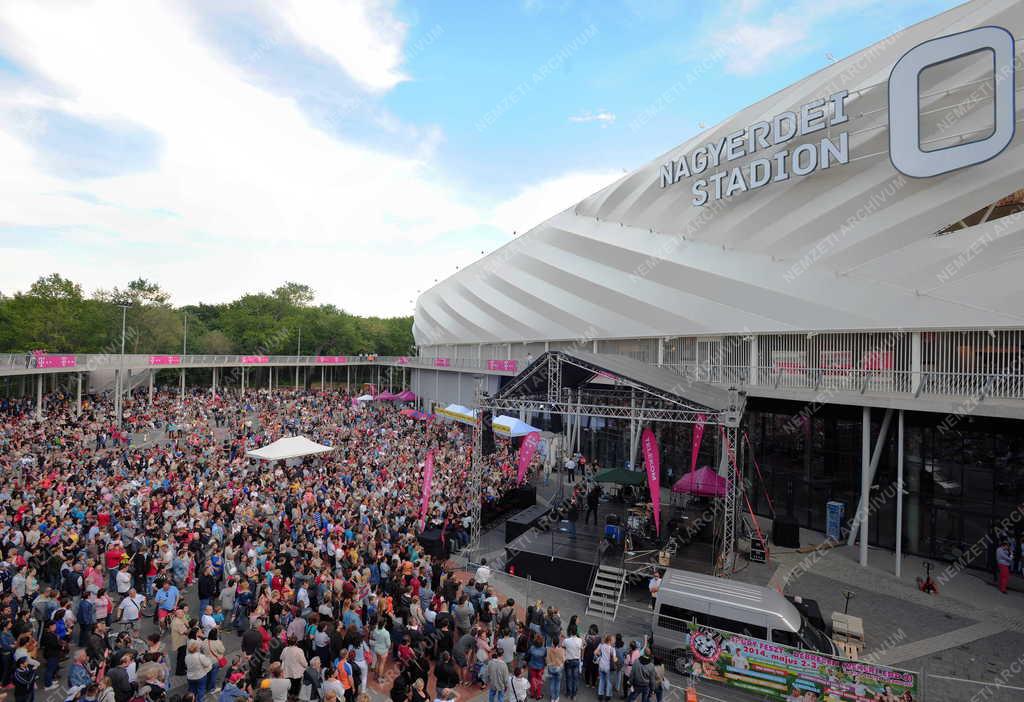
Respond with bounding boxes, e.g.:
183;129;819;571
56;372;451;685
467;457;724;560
0;382;670;702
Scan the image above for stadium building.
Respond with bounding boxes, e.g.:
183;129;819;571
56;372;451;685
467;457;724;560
412;0;1024;571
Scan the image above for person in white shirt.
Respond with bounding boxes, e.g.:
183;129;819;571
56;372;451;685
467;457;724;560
508;667;530;702
563;632;583;699
115;567;133;597
476;558;492;586
200;605;218;636
648;573;662;610
117;589;146;629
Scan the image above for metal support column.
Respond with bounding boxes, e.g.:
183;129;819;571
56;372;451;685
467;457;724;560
148;370;154;405
346;366;351;392
76;373;82;417
848;408;894;547
241;368;245;395
180;369;185;401
750;334;759;386
719;423;739;574
268;367;273;392
859;407;870;567
212;367;217;396
896;409;904;577
321;366;325;390
36;374;43;420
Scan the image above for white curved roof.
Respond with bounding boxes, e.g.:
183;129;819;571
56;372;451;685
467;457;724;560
415;0;1024;347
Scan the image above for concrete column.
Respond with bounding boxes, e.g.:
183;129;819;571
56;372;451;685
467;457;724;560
860;406;870;567
268;367;273;392
911;331;922;394
750;334;759;386
241;368;245;395
506;343;512;360
657;338;664;367
321;366;325;389
346;366;350;392
896;409;904;577
36;374;42;420
148;370;154;405
76;373;82;417
180;369;185;400
212;367;217;396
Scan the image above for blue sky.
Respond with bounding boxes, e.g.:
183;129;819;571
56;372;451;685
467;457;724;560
0;0;960;316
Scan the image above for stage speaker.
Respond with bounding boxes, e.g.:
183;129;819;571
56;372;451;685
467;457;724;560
772;516;801;548
481;410;496;456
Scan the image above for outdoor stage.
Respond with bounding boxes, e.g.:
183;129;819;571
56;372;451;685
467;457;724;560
502;487;721;594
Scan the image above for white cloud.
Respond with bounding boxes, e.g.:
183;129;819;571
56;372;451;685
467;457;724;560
709;0;884;76
568;110;616;126
490;170;622;236
272;0;410;92
718;17;807;76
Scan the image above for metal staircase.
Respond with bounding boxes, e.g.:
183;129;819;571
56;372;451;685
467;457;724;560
586;565;626;620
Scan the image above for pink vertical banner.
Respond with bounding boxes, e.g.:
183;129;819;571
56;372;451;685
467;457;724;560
419;450;434;529
690;413;706;476
642;427;661;535
517;432;541;485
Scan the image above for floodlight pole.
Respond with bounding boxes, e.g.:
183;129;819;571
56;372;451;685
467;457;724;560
469;376;484;559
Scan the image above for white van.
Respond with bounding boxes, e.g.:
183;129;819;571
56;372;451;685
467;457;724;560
651;568;836;673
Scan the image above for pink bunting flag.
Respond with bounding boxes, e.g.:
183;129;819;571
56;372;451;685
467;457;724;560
517;432;541;485
642;427;661;535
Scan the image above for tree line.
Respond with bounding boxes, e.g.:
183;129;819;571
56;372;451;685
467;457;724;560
0;274;414;357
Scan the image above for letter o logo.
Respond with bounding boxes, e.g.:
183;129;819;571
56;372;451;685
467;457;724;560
889;26;1015;178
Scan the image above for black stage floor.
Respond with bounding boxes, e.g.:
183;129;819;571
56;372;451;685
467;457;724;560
503;492;720;594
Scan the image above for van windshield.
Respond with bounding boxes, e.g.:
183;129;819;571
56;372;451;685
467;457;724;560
798;616;833;654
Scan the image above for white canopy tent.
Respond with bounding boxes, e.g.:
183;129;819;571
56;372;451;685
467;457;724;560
493;415;540;437
436;404;477;425
356;394;374;402
246;436;335;461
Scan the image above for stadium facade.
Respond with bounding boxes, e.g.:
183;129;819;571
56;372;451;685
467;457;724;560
412;0;1024;571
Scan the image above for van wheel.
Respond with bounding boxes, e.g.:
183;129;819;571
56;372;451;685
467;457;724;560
670;649;692;675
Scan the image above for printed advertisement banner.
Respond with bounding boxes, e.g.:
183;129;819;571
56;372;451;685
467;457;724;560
487;359;518;372
241;356;269;364
317;356;348;364
686;623;919;701
641;427;661;535
35;354;77;369
434;357;451;368
149;355;181;366
517;432;541;485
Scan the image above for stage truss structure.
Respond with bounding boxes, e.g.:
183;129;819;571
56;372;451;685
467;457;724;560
467;350;747;574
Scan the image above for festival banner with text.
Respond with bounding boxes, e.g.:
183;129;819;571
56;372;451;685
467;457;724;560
641;427;661;535
686;623;919;701
518;431;541;485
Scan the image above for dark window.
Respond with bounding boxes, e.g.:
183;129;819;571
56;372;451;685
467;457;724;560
656;604;701;633
771;629;799;647
705;615;766;640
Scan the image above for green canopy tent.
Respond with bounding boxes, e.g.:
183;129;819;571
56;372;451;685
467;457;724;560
593;467;645;486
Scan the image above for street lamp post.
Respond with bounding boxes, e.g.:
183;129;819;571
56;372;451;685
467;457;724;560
116;303;130;429
295;328;302;390
181;312;187;402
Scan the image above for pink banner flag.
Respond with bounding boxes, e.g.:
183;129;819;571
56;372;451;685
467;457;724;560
241;356;269;364
642;427;662;535
434;357;451;368
419;451;434;529
35;354;77;369
486;359;518;372
517;432;541;485
690;413;706;475
149;355;181;366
